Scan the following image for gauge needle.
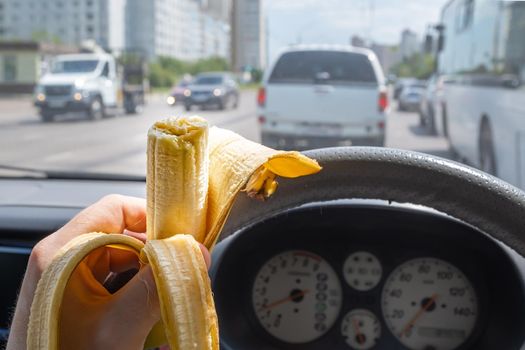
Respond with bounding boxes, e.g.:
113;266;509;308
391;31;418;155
352;318;366;345
399;293;439;338
261;289;310;310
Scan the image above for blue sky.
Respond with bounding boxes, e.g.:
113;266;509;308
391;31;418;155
264;0;449;62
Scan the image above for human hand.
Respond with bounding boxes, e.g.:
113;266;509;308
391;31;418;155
7;194;211;350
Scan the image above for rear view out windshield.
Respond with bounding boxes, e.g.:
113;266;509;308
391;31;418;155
194;76;223;85
269;51;377;85
51;60;99;74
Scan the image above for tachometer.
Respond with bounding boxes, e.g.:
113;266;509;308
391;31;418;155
381;258;478;350
252;250;342;343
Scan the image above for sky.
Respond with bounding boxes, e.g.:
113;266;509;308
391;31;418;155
264;0;449;62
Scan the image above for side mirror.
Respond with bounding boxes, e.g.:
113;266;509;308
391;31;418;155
314;71;330;84
424;35;433;53
437;34;445;52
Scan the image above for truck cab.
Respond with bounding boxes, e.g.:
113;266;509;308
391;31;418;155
34;53;141;122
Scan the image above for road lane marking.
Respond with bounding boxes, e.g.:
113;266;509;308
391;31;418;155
216;113;254;127
43;151;74;162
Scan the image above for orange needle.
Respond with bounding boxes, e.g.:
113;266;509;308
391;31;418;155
399;293;439;338
352;318;366;345
261;289;310;310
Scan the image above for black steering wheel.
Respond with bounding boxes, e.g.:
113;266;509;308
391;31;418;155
221;146;525;260
212;146;525;350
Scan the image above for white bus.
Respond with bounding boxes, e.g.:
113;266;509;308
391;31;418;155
438;0;525;187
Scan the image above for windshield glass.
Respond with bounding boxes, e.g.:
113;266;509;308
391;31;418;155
194;76;223;85
0;0;524;189
51;60;100;74
269;51;377;84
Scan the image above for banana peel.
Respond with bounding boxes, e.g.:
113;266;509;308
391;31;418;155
27;116;322;350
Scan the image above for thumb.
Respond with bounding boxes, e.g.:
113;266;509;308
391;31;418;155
101;266;161;349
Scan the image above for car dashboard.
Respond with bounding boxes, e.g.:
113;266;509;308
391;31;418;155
1;179;525;349
211;203;525;350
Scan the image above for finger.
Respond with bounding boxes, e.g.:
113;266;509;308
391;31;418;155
53;195;147;246
74;194;147;233
105;266;160;346
108;247;141;273
124;230;147;243
199;244;211;270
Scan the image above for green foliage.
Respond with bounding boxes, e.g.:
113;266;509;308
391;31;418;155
148;56;230;87
31;30;62;44
250;68;263;83
390;53;435;79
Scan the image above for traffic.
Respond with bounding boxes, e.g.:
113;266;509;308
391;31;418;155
3;0;525;349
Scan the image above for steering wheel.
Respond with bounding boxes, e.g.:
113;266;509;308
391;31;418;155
220;146;525;259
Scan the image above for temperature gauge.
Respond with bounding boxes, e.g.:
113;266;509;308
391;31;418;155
343;251;382;291
341;309;381;349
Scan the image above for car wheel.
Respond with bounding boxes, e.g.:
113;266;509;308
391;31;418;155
441;103;449;138
232;95;239;109
184;104;191;112
40;110;55;123
479;120;497;176
217;99;225;110
419;111;426;126
428;107;436;135
88;96;105;121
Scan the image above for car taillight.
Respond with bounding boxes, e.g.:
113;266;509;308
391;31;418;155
258;115;266;124
257;87;266;107
378;91;388;112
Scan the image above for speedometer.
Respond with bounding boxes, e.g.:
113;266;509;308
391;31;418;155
252;250;342;343
381;258;478;350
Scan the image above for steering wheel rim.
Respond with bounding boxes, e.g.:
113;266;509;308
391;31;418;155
220;147;525;257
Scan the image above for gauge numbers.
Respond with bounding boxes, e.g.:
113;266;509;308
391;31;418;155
382;258;478;350
252;250;342;343
341;309;381;349
343;251;382;291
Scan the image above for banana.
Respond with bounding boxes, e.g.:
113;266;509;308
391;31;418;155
27;116;322;350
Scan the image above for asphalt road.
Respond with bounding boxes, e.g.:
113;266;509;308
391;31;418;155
0;91;450;176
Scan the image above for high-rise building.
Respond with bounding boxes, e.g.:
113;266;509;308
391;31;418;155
231;0;265;71
400;29;419;59
0;0;126;53
125;0;230;61
370;43;401;75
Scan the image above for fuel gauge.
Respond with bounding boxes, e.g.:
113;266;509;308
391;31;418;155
343;251;382;291
341;309;381;349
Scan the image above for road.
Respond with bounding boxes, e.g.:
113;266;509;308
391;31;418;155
0;91;450;176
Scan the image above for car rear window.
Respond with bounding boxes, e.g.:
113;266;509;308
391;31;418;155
194;76;223;85
269;50;377;85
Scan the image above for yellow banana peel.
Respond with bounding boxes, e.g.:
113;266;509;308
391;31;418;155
27;116;322;349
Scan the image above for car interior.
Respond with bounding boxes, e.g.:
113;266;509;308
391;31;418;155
2;147;525;349
2;1;524;349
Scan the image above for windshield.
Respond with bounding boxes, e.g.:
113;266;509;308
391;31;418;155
51;60;100;74
194;76;224;85
269;51;377;84
1;0;524;191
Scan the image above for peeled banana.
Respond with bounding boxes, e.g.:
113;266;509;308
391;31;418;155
27;116;322;349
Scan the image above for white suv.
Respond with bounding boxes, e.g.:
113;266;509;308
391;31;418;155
258;45;388;150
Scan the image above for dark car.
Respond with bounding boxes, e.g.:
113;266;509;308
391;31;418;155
393;78;426;100
184;72;239;111
167;79;191;106
398;86;425;111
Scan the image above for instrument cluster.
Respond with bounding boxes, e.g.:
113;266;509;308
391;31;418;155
251;250;478;350
211;204;525;350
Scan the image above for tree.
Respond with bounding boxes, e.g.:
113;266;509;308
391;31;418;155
148;56;230;88
391;53;435;79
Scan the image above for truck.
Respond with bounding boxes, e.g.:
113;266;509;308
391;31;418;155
34;52;146;122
